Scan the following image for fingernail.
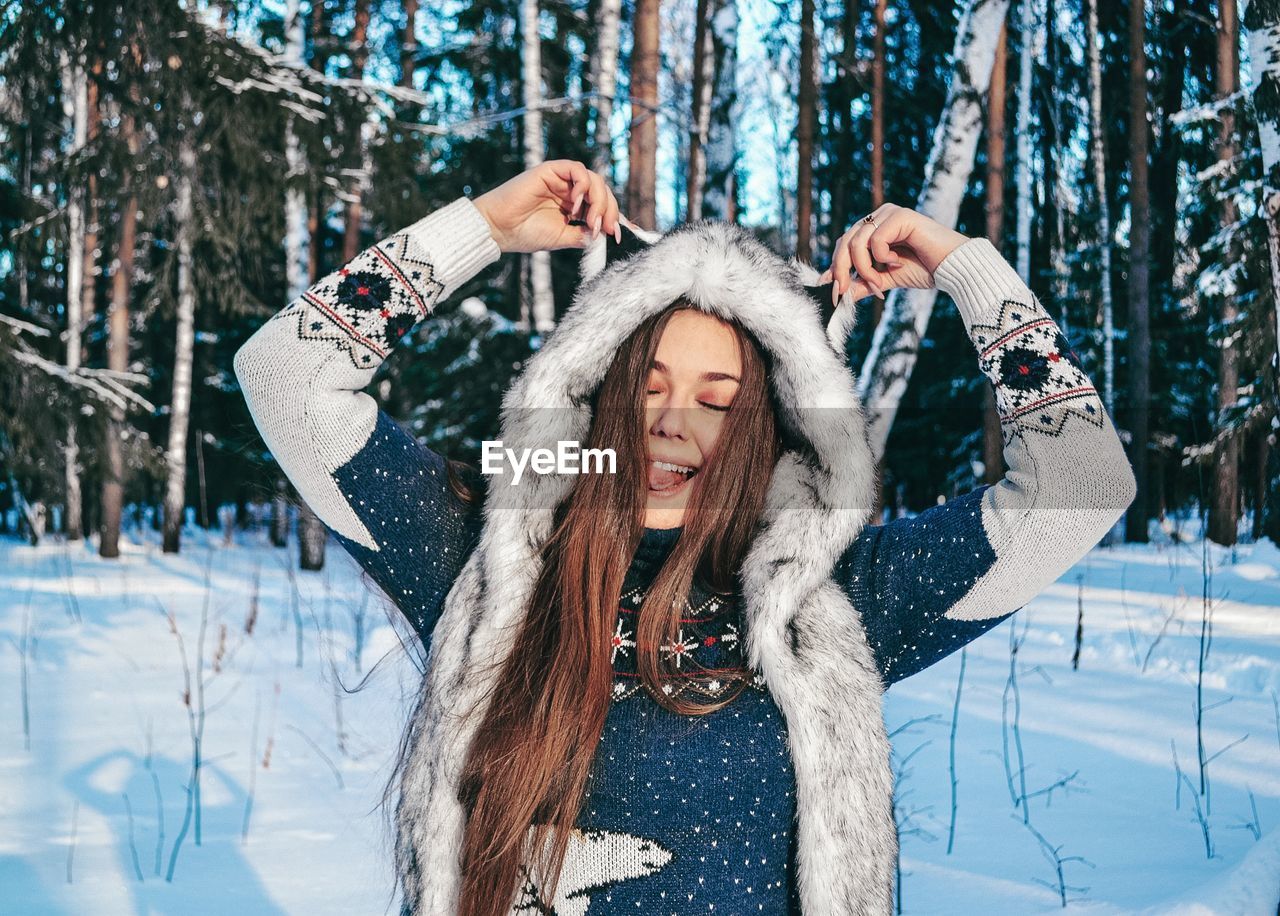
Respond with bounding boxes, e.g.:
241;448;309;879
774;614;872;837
614;224;622;244
572;194;583;217
593;214;602;238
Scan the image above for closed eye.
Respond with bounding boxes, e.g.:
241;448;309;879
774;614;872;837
700;401;731;412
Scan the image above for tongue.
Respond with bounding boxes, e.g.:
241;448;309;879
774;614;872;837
647;464;684;491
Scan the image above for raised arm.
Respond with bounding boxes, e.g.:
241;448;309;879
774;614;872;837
233;198;498;640
828;220;1136;686
234;162;624;645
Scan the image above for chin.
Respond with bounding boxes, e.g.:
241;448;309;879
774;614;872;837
643;502;688;529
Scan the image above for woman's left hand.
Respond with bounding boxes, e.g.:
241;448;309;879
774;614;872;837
818;204;970;302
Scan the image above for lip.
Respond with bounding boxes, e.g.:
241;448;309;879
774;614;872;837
647;457;699;500
647;472;695;500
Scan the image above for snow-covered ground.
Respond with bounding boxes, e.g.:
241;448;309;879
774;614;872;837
1;523;1278;914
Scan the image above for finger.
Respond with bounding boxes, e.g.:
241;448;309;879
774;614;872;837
583;170;609;238
546;160;589;215
830;232;854;297
868;226;901;269
848;223;889;299
604;193;621;243
846;277;878;301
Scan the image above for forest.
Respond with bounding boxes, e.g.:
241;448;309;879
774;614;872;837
1;0;1278;563
4;2;1280;912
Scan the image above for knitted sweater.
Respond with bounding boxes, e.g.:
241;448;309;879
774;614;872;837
233;197;1136;913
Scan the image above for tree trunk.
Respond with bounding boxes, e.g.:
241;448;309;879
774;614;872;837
982;18;1008;487
100;190;137;559
521;0;555;332
1125;0;1153;543
871;0;886;211
1085;0;1116;416
399;0;419;88
307;0;332;296
1045;0;1071;334
163;131;198;554
271;478;290;548
1253;427;1270;541
286;0;325;569
856;0;1013;459
796;0;817;260
1014;0;1041;281
61;52;88;542
82;63;101;353
342;0;371;264
284;0;310;309
703;0;738;221
1242;0;1280;410
297;497;327;570
1208;0;1241;547
627;0;661;227
686;0;713;221
591;0;624;178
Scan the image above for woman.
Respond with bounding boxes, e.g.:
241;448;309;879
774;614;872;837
234;160;1135;915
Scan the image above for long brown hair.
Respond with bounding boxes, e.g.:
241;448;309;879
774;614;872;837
451;302;781;916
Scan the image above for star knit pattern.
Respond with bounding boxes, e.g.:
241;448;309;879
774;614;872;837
971;297;1105;441
295;228;445;368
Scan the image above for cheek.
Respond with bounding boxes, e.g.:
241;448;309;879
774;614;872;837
693;416;728;459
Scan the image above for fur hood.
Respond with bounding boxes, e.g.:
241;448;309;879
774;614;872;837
395;219;897;915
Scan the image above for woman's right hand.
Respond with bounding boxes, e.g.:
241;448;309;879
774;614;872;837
473;160;623;254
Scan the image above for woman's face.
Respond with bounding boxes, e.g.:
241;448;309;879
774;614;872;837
643;310;743;529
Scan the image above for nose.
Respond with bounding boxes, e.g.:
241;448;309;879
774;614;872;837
649;399;687;441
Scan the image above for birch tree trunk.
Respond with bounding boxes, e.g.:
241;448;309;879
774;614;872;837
856;0;1013;459
1085;0;1115;415
1125;0;1153;543
982;20;1008;487
591;0;623;177
686;0;713;221
1208;0;1241;547
61;53;88;541
627;0;661;227
162;131;198;554
703;0;738;221
521;0;555;333
1014;0;1041;280
286;0;327;568
1241;0;1280;409
284;0;309;310
796;0;818;260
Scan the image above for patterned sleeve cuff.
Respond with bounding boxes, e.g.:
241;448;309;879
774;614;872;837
932;236;1030;331
294;197;501;372
401;196;503;299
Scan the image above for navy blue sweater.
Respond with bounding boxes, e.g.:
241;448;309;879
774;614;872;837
234;196;1135;913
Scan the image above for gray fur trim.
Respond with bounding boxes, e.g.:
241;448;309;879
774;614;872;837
397;220;896;914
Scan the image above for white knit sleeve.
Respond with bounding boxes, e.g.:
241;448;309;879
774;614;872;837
233;197;502;550
930;237;1137;622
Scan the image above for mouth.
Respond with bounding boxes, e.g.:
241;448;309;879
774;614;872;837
647;458;699;497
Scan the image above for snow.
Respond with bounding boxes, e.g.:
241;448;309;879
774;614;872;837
2;526;1279;914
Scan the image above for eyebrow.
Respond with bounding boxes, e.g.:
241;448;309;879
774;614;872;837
650;359;740;383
